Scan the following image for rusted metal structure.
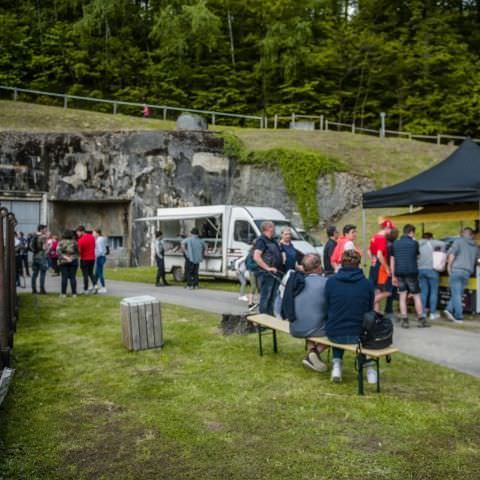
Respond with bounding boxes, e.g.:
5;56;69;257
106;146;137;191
0;205;18;369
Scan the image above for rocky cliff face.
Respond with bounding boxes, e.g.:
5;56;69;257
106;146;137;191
0;130;373;264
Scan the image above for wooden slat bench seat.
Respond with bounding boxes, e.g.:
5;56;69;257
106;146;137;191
248;313;400;395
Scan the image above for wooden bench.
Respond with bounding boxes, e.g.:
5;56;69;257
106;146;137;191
247;314;399;395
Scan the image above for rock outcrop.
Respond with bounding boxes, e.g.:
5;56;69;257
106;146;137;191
0;130;373;265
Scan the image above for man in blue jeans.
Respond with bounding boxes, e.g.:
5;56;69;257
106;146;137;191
254;221;283;316
325;250;375;384
31;224;48;294
445;228;478;324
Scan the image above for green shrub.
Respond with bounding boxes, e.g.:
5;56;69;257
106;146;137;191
221;132;346;229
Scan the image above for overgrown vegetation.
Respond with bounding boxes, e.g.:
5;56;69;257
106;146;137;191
2;1;480;134
1;294;480;479
222;132;346;228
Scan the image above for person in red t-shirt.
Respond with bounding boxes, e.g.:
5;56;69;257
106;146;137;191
76;225;97;294
368;219;394;312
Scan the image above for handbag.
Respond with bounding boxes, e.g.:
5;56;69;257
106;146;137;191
433;250;447;272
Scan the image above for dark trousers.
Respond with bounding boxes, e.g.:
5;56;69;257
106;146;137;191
60;262;78;295
21;254;29;276
32;258;48;292
258;271;279;316
155;256;168;285
50;257;59;274
186;259;200;287
80;259;96;291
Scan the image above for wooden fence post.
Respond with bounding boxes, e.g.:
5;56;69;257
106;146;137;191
13;89;17;101
113;103;117;114
320;115;324;131
437;134;441;145
264;116;268;128
211;113;216;125
63;95;68;109
352;123;355;134
325;119;329;131
274;114;278;129
291;112;296;124
163;108;167;121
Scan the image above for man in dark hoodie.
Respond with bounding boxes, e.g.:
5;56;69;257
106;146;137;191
325;250;375;384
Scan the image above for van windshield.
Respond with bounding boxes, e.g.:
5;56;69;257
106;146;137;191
254;220;302;241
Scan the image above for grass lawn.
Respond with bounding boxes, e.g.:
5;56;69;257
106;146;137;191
107;266;240;293
1;295;480;479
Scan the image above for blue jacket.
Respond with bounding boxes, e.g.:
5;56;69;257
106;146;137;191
281;271;305;322
392;235;419;276
325;267;374;338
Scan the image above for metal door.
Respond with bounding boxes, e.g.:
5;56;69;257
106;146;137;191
0;200;40;234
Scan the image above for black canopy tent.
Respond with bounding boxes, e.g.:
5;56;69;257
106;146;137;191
363;139;480;208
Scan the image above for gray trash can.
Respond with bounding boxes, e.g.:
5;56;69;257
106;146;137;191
121;295;163;351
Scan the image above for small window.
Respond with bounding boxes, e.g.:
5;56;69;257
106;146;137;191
108;236;124;250
234;221;255;244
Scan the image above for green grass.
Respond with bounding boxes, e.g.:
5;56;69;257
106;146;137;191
1;294;480;479
107;267;240;293
0;100;176;132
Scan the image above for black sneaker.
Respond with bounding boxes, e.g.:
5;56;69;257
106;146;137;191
248;303;258;311
400;317;410;329
417;317;431;328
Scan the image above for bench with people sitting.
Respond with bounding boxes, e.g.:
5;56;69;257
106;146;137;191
247;250;399;395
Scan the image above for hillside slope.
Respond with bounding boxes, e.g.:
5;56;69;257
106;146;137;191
0;100;454;190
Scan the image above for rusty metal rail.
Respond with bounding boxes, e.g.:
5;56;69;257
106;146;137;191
0;205;18;370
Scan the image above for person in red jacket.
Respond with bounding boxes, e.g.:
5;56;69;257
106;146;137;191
76;225;96;294
330;224;361;272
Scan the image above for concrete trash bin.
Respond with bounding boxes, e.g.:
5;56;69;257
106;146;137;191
121;295;163;351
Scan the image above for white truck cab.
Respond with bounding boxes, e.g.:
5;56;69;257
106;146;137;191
136;205;316;280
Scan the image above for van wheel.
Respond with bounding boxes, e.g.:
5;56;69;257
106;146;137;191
172;266;184;282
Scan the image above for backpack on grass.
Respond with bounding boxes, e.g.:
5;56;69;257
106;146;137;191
360;311;393;350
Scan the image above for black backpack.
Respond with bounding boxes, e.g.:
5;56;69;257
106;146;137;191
30;235;41;254
360;311;393;350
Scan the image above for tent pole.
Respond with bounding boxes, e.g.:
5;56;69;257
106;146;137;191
362;208;367;267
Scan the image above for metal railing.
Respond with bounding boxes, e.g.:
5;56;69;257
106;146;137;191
0;85;265;128
2;85;478;144
0;206;17;371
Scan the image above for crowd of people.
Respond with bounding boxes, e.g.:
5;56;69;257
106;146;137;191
14;224;108;297
245;219;478;383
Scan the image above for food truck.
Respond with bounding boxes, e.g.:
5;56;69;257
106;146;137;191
136;205;316;281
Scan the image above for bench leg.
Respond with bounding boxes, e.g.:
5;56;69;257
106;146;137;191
273;330;278;353
258;327;263;356
357;355;365;396
376;358;381;393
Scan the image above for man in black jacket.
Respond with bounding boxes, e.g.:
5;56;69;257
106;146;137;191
391;224;429;328
254;221;283;315
323;226;338;275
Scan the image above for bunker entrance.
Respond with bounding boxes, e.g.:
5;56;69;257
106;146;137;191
49;200;131;266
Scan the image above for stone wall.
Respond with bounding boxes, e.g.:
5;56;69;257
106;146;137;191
0;130;373;265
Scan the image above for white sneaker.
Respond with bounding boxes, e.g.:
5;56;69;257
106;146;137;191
331;359;342;382
98;287;107;293
367;365;378;384
59;294;66;298
238;295;248;302
429;312;440;321
443;310;455;322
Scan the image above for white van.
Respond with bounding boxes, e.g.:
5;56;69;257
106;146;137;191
136;205;316;280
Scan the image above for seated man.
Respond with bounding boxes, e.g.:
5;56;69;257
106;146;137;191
289;254;328;372
325;250;376;384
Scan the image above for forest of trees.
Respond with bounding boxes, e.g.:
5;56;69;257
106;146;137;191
2;1;480;134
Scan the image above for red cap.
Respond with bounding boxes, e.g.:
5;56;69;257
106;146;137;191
380;219;395;229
